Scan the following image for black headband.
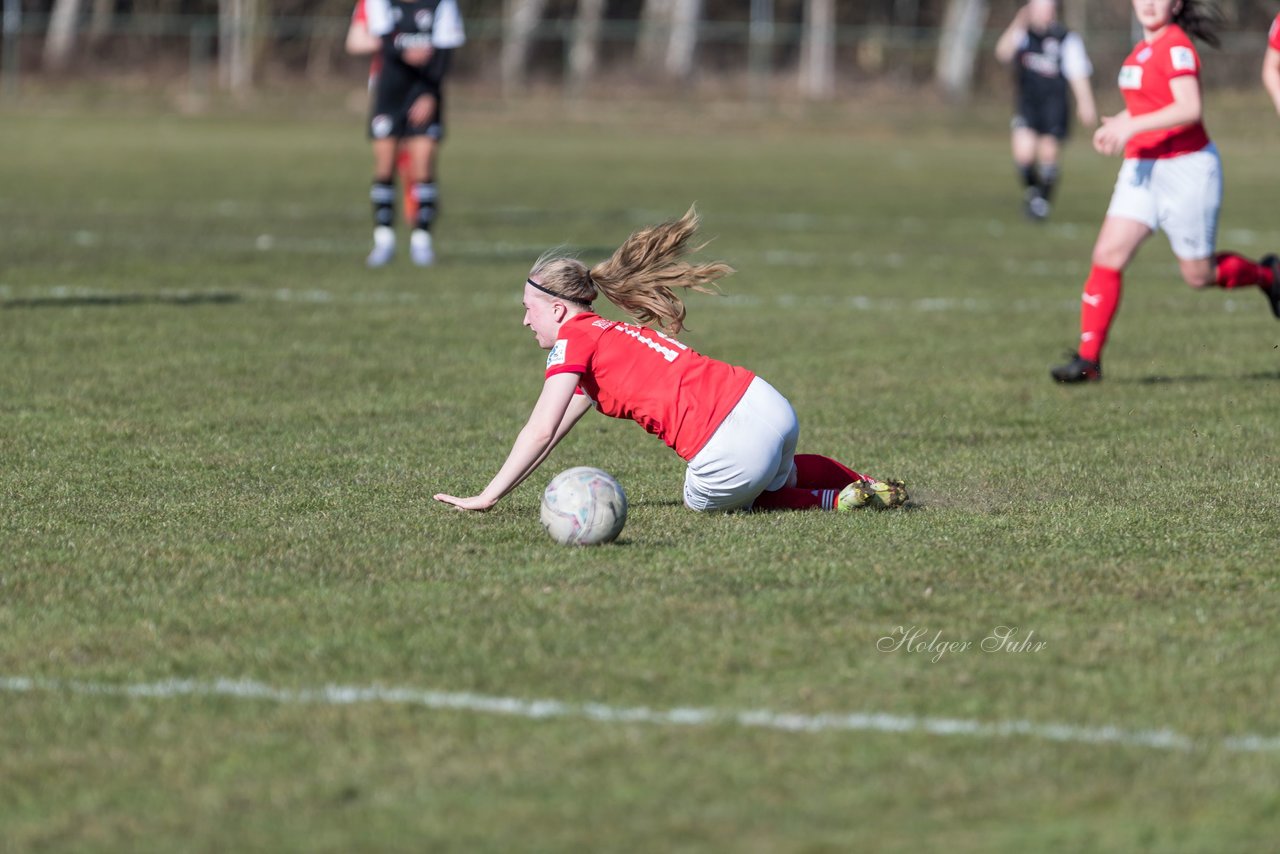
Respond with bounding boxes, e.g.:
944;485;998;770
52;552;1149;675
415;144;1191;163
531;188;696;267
526;278;593;307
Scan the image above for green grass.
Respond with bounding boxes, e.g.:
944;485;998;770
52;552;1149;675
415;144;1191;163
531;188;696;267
2;89;1279;852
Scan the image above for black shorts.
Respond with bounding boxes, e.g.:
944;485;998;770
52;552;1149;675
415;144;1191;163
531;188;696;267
1012;91;1069;140
368;63;446;142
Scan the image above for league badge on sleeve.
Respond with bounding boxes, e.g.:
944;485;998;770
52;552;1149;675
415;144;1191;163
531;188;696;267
547;340;567;368
1170;46;1196;72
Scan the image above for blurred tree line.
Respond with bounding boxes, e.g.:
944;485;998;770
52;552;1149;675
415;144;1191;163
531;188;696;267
8;0;1280;97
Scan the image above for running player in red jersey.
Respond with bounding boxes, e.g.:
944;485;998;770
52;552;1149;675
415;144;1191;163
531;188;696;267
434;210;908;514
346;0;417;227
1051;0;1280;383
1263;11;1280;116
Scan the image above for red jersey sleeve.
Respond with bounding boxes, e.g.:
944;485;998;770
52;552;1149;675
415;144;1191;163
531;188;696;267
1270;14;1280;52
351;0;366;25
545;324;592;379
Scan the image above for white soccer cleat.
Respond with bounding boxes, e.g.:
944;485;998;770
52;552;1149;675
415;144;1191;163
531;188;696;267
366;226;396;268
410;229;434;267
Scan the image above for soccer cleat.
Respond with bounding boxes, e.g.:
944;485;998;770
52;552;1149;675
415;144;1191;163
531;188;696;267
1262;254;1280;319
1050;351;1102;383
1027;195;1050;221
1023;187;1049;222
366;226;396;268
837;478;908;511
410;229;435;267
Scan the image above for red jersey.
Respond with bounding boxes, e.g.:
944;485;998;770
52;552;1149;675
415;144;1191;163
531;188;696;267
1270;14;1280;52
1117;24;1210;159
545;313;755;461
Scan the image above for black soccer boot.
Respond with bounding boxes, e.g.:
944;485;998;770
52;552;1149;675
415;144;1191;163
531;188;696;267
1262;254;1280;319
1050;351;1102;384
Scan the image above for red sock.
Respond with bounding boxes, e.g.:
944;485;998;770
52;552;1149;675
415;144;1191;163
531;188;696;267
793;454;866;489
1214;252;1275;289
752;487;839;511
398;150;419;224
1078;264;1123;363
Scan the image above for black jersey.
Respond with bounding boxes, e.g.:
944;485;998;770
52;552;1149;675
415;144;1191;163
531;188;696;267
1012;25;1089;139
365;0;464;140
1015;25;1072;103
377;0;444;73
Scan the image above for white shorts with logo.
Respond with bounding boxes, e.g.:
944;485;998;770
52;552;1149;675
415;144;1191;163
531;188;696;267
683;376;798;512
1105;143;1221;261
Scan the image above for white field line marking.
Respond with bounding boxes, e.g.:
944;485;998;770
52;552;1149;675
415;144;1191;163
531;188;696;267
2;676;1277;753
1;200;1272;246
0;284;1082;315
4;224;1095;276
4;286;1258;318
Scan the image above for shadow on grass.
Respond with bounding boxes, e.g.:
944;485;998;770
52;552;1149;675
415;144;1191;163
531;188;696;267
1;292;241;309
1129;371;1280;385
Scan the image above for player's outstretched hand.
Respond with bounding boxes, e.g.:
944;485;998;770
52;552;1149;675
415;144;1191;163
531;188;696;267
1092;115;1129;157
434;493;496;512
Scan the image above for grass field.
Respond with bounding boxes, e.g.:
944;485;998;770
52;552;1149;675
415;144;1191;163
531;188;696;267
2;87;1279;852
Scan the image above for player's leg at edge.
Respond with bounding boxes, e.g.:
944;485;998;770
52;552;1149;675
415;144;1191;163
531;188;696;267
751;455;909;512
1213;251;1280;318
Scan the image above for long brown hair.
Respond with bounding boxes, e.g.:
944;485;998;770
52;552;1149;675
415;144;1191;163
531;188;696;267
529;207;734;334
1173;0;1222;47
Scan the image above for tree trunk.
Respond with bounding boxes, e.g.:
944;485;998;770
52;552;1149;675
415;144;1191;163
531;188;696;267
748;0;774;83
87;0;113;47
219;0;261;93
502;0;548;93
636;0;672;68
664;0;700;80
43;0;83;71
798;0;835;100
568;0;607;96
934;0;987;100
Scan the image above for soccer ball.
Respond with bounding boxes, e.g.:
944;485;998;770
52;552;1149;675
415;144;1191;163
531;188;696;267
540;466;628;546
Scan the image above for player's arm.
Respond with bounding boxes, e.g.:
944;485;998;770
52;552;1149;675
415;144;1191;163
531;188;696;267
507;391;593;493
994;6;1028;64
1263;46;1280;117
345;21;379;55
345;1;379;55
1093;76;1200;156
1068;74;1098;128
434;373;586;511
1063;33;1097;127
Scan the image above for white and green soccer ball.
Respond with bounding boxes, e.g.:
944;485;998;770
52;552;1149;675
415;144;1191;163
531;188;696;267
540;466;628;546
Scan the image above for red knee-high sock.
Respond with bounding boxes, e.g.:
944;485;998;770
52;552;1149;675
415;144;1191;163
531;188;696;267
1079;264;1123;363
752;487;840;511
793;454;866;489
398;150;419;224
1214;252;1275;289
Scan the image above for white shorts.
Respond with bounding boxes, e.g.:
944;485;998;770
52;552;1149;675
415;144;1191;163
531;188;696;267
1105;143;1222;260
683;376;798;512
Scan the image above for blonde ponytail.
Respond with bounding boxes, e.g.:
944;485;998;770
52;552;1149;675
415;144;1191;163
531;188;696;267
528;207;733;334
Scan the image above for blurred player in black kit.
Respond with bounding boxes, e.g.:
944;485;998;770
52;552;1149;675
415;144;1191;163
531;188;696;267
354;0;464;267
995;0;1097;221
